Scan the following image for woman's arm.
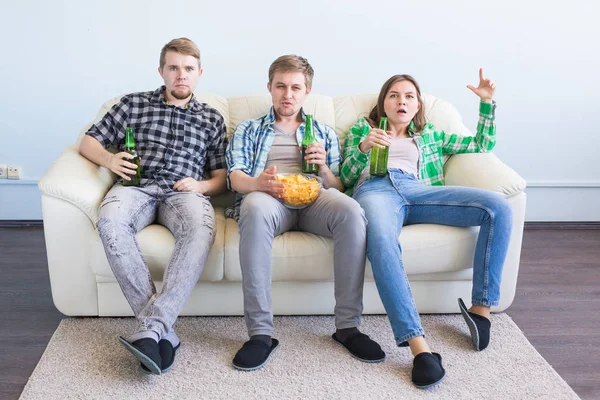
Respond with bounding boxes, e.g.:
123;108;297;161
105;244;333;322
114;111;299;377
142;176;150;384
438;68;497;154
437;101;496;154
340;119;371;189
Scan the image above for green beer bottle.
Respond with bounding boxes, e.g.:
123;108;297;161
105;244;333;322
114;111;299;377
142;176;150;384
302;114;319;174
370;117;389;177
122;127;141;186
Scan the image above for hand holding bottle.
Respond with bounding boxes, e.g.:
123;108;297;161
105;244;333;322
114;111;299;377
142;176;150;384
105;152;139;181
303;142;328;170
121;127;141;186
359;128;391;153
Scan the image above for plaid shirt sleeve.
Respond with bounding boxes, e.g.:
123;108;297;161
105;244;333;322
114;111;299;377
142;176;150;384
85;98;131;148
225;120;255;191
340;118;371;188
322;124;341;177
436;101;496;154
205;113;228;171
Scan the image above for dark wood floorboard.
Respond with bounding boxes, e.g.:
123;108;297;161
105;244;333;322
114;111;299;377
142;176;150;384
507;229;600;399
0;227;598;399
0;227;64;400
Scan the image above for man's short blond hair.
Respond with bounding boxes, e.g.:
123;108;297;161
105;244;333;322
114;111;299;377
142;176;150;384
159;38;201;69
268;55;314;89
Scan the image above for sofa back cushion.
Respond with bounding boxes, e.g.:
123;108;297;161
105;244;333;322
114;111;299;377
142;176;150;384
78;91;473;149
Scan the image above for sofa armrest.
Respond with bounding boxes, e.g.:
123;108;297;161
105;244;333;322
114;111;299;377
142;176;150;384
443;153;526;197
38;145;116;226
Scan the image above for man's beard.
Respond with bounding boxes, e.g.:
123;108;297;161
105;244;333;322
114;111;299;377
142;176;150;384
170;87;191;100
275;106;298;117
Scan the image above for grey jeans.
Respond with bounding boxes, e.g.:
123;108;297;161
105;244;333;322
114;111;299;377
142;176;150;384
97;184;216;339
238;189;368;337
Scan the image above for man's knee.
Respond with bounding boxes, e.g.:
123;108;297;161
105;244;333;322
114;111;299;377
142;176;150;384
97;217;121;256
184;223;216;248
176;199;216;242
345;198;367;228
327;192;366;229
98;195;133;230
240;192;279;226
195;198;216;233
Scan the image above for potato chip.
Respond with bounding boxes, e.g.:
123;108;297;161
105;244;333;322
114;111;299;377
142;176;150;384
275;174;322;207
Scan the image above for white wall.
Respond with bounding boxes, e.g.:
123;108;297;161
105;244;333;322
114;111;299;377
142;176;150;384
1;0;599;221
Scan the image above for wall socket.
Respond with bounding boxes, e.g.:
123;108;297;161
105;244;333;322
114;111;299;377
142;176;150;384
0;164;7;179
7;166;21;180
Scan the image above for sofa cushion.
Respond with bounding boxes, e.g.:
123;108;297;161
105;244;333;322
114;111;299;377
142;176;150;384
223;217;479;282
90;208;227;282
80;92;470;149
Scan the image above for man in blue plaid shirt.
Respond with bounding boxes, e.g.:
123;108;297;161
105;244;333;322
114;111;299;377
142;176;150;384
226;55;384;371
79;38;227;375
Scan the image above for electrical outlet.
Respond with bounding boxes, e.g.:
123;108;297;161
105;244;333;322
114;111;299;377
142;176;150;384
0;164;7;179
7;166;21;180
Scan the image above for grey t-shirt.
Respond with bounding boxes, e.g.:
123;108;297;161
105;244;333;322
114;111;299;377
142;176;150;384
264;125;303;173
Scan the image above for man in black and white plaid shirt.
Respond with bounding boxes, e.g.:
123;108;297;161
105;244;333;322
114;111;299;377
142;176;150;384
79;37;227;375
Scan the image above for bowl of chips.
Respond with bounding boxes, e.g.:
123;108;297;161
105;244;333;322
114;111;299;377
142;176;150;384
275;173;323;209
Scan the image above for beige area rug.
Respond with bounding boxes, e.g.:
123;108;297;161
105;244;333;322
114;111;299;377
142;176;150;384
20;314;579;400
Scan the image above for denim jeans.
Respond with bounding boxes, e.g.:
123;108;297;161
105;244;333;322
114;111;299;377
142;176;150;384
238;189;367;337
353;169;512;345
97;183;216;340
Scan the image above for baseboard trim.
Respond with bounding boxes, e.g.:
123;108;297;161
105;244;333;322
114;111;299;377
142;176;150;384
1;220;598;229
525;222;600;230
527;181;600;188
0;220;43;228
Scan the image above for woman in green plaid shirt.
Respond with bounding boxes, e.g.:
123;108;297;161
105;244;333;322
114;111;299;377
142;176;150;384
341;69;512;389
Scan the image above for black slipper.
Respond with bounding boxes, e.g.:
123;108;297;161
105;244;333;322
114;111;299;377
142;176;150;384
332;332;386;363
412;352;446;389
118;336;161;375
141;340;181;374
232;338;280;371
458;298;491;351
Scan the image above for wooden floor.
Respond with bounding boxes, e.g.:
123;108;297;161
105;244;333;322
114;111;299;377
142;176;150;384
0;227;598;399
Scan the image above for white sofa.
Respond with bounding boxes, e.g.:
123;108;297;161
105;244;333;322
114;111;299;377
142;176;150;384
38;92;527;317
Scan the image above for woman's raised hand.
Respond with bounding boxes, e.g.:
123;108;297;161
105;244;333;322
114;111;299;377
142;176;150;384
467;68;495;102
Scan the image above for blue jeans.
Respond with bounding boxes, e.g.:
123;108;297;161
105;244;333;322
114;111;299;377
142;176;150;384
353;169;512;345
